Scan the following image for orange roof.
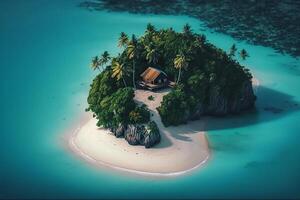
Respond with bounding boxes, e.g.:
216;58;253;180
140;67;167;82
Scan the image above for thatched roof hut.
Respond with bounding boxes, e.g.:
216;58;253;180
140;67;168;85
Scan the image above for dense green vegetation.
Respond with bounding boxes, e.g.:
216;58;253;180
147;95;154;101
87;23;254;128
129;104;150;124
86;67;150;129
157;85;189;126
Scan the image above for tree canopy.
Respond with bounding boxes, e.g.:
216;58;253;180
87;23;254;127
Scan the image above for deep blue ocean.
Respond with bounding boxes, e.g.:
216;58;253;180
1;0;300;199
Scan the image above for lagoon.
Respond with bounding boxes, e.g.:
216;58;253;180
1;0;300;198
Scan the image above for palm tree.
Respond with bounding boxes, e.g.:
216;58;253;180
239;49;249;60
99;51;111;70
146;23;155;35
111;60;127;87
193;34;206;52
127;34;138;89
199;34;206;43
145;44;159;65
91;56;100;71
183;23;192;36
228;44;237;58
194;37;202;48
118;32;129;48
174;53;188;84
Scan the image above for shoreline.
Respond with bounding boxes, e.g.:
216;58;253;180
65;89;211;177
65;78;259;178
67;122;210;177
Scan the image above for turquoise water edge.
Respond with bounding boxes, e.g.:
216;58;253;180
1;0;300;198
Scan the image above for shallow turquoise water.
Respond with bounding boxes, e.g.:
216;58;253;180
1;0;300;198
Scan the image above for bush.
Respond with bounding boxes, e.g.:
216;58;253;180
157;87;189;126
129;104;150;124
148;95;155;101
147;121;159;134
96;87;135;128
86;68;121;114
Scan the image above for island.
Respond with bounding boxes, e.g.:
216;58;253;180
68;24;257;175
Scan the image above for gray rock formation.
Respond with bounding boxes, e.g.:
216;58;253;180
114;124;127;138
231;80;256;112
124;125;146;145
190;80;256;119
206;85;229;116
144;128;160;149
123;122;161;148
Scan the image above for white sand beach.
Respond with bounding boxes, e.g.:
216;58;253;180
68;89;210;176
68;78;259;176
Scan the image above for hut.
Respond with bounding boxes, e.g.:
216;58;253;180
139;67;169;90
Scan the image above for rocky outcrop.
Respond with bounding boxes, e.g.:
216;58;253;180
229;80;256;113
206;85;229;116
114;124;127;138
190;80;256;119
144;122;161;148
110;122;161;148
144;132;160;148
124;125;146;145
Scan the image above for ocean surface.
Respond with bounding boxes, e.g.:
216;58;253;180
1;0;300;199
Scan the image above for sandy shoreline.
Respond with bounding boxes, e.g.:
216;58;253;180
67;89;210;177
68;117;210;177
66;78;259;177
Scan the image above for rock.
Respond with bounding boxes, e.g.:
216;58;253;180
114;124;127;138
144;133;160;148
124;125;146;145
189;102;205;120
232;80;256;112
232;81;256;113
123;122;161;148
207;85;228;116
144;122;161;148
109;127;116;134
189;80;256;119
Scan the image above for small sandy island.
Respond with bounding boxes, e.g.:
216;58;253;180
68;89;210;176
67;78;259;177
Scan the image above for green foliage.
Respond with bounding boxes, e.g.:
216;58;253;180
118;32;129;48
87;68;150;128
90;51;111;71
146;121;159;134
240;49;250;60
96;87;136;128
186;71;209;102
86;68;121;114
148;95;154;101
129;104;150;124
157;87;189;126
228;44;237;58
87;24;254;128
91;56;100;71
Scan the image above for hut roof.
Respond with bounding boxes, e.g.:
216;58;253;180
140;67;167;82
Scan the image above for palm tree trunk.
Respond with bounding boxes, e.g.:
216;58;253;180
177;67;182;84
132;60;136;89
122;77;127;87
